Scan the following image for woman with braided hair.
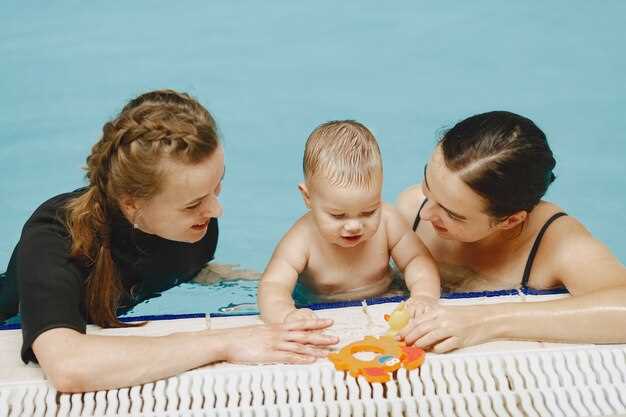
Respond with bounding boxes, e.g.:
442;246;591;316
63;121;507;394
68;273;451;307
0;89;337;392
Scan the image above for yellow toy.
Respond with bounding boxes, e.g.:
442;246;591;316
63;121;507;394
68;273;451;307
328;335;425;383
384;301;410;336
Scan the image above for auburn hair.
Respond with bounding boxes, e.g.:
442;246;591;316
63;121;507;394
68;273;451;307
65;90;219;327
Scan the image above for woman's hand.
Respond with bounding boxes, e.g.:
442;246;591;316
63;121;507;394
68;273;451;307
217;318;338;364
398;304;496;353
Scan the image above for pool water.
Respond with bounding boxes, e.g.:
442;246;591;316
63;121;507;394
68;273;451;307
1;1;625;322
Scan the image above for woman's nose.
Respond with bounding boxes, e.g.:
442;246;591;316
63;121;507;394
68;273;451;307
205;196;223;218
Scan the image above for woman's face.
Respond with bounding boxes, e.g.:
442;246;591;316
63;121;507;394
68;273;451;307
419;146;497;243
132;146;225;243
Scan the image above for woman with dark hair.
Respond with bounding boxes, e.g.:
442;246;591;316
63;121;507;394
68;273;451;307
396;111;626;352
0;89;337;392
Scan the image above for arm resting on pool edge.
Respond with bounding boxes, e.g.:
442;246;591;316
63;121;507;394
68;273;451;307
487;226;626;345
399;219;626;351
489;285;626;344
400;285;626;352
33;319;337;393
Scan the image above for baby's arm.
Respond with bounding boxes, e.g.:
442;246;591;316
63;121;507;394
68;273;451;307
385;205;441;305
258;221;311;324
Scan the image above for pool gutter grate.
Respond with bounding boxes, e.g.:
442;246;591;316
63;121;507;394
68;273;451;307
1;345;625;416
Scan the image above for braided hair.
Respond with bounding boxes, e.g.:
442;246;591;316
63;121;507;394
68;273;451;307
65;90;219;328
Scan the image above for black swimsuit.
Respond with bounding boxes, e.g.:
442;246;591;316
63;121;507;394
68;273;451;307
412;198;567;290
0;188;219;363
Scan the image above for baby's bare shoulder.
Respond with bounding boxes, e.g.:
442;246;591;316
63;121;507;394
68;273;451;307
270;214;315;270
279;213;315;244
276;213;313;252
380;202;415;249
395;184;425;223
381;203;411;228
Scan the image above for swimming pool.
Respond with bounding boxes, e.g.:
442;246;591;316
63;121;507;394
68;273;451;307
1;1;625;322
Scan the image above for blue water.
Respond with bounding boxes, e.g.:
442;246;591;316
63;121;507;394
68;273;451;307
1;1;625;320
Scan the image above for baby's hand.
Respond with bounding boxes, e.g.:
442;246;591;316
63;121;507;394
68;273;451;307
406;294;438;318
284;308;318;323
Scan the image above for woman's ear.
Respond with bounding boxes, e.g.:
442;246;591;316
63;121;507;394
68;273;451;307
495;210;528;230
118;195;141;223
298;182;312;209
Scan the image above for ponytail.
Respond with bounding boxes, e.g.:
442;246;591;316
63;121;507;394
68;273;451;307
64;89;219;328
65;186;137;328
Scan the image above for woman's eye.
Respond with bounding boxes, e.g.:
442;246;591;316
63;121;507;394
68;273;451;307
185;202;201;210
446;212;462;222
330;213;345;219
362;210;377;217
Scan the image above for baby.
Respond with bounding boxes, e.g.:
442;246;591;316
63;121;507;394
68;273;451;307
258;120;440;323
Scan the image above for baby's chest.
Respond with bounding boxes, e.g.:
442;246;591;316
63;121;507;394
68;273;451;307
307;246;390;286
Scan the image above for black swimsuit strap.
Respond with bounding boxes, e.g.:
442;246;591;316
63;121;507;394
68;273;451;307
412;198;428;231
521;212;568;288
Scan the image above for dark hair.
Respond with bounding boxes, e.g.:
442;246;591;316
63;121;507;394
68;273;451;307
439;111;556;218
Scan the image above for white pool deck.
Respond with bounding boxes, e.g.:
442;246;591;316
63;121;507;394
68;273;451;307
2;294;626;417
0;292;611;384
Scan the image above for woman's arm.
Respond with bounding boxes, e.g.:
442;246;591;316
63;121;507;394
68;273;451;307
492;286;626;344
193;263;261;284
399;217;626;352
34;318;337;393
400;285;626;353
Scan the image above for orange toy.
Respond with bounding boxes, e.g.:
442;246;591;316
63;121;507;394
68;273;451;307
328;335;425;383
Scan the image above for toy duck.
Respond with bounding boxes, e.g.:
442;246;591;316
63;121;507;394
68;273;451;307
384;301;410;337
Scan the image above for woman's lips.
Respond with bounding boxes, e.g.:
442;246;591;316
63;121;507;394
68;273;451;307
432;223;448;233
191;221;209;231
342;234;362;242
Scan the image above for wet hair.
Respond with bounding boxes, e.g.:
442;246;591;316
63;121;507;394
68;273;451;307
439;111;556;219
65;89;219;328
303;120;382;189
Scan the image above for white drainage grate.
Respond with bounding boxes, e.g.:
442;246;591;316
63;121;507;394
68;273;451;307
1;346;625;416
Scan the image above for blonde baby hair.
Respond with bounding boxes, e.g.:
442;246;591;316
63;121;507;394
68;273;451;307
303;120;382;189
